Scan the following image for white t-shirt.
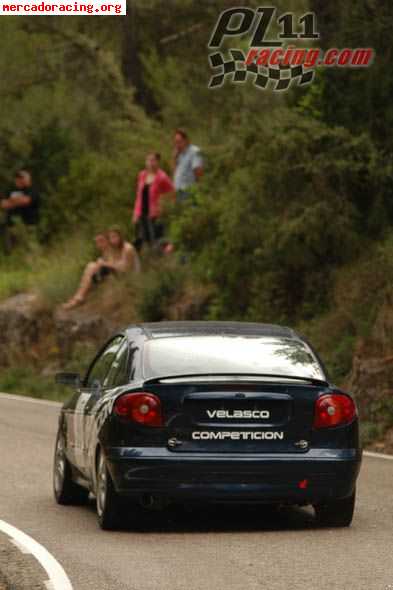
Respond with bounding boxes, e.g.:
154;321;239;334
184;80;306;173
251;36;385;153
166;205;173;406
174;144;203;191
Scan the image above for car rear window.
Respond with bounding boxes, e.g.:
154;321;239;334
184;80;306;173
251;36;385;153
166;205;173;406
143;336;325;381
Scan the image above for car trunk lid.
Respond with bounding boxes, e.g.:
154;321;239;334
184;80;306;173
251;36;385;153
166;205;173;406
145;378;324;454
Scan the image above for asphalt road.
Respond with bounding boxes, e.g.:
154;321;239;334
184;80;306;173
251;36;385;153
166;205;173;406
0;394;392;590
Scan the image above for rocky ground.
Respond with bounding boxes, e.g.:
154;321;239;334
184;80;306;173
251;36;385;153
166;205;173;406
0;292;119;370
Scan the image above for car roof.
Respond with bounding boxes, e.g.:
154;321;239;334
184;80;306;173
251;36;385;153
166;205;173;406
127;321;300;341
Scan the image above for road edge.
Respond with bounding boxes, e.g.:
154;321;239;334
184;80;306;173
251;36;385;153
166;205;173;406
363;450;393;461
0;520;73;590
0;392;62;407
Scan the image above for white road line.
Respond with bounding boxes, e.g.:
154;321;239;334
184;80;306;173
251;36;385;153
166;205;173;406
363;450;393;461
10;538;31;554
0;392;62;407
0;519;73;590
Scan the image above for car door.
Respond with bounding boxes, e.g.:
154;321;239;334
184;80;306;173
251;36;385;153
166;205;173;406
73;336;124;474
83;337;138;482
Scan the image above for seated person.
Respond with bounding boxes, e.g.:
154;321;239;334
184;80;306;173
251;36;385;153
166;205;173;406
62;228;139;310
62;232;113;310
106;226;140;273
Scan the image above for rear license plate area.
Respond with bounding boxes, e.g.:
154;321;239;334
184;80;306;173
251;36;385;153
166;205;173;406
183;396;291;427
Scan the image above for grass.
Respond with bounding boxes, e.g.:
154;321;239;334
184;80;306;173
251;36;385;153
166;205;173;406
0;341;98;403
0;232;92;306
0;268;29;300
0;367;70;402
29;240;88;305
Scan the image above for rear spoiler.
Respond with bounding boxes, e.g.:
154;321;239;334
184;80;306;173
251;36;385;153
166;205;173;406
144;373;329;387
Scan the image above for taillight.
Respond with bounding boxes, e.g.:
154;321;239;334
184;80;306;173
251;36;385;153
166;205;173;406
113;392;163;427
313;393;357;429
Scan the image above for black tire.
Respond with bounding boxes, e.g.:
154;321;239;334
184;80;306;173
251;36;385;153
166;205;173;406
314;490;356;528
53;430;89;506
96;450;123;530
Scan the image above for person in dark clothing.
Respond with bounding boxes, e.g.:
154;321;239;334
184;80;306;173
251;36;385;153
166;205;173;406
1;170;39;226
0;170;39;251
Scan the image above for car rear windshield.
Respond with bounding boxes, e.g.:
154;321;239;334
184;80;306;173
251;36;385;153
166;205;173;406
143;336;325;381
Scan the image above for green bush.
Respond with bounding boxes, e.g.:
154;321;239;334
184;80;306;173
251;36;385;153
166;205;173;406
360;422;383;448
0;366;68;402
135;258;187;322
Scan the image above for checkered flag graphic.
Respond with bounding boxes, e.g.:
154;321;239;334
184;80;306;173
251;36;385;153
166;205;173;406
208;49;315;91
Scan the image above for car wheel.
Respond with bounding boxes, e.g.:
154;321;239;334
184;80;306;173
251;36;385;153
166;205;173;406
53;430;89;505
96;450;123;530
314;490;356;527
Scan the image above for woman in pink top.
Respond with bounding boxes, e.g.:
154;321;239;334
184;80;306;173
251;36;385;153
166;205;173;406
133;152;174;251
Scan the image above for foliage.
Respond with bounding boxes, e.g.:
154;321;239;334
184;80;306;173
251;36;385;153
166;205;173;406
311;0;393;150
134;257;188;321
0;2;393;445
360;422;383;448
0;341;97;402
0;366;69;401
168;112;385;327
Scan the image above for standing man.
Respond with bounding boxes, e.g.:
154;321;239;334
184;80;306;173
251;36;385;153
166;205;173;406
173;129;204;200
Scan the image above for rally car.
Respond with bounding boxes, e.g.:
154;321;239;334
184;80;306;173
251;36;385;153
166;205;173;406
53;321;361;529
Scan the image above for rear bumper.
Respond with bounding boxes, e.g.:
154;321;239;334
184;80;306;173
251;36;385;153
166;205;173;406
105;447;362;504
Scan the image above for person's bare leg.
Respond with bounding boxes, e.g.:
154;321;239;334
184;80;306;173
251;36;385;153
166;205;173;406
62;262;98;310
76;262;99;300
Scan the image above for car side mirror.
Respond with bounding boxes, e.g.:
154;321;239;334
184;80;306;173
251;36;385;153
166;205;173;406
55;372;81;387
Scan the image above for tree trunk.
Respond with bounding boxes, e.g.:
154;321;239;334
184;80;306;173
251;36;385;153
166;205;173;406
121;0;156;112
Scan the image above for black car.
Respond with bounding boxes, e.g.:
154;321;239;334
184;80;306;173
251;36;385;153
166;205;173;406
53;322;361;530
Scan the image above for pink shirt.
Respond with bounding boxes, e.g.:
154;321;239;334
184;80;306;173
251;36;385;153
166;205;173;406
133;169;174;222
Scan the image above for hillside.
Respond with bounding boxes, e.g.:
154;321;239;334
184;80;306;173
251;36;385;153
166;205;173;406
0;271;393;451
0;2;392;448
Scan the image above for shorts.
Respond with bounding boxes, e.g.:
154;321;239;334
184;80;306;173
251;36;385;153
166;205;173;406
92;266;114;284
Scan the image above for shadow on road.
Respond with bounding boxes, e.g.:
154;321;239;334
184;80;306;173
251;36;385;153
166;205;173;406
84;499;317;534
